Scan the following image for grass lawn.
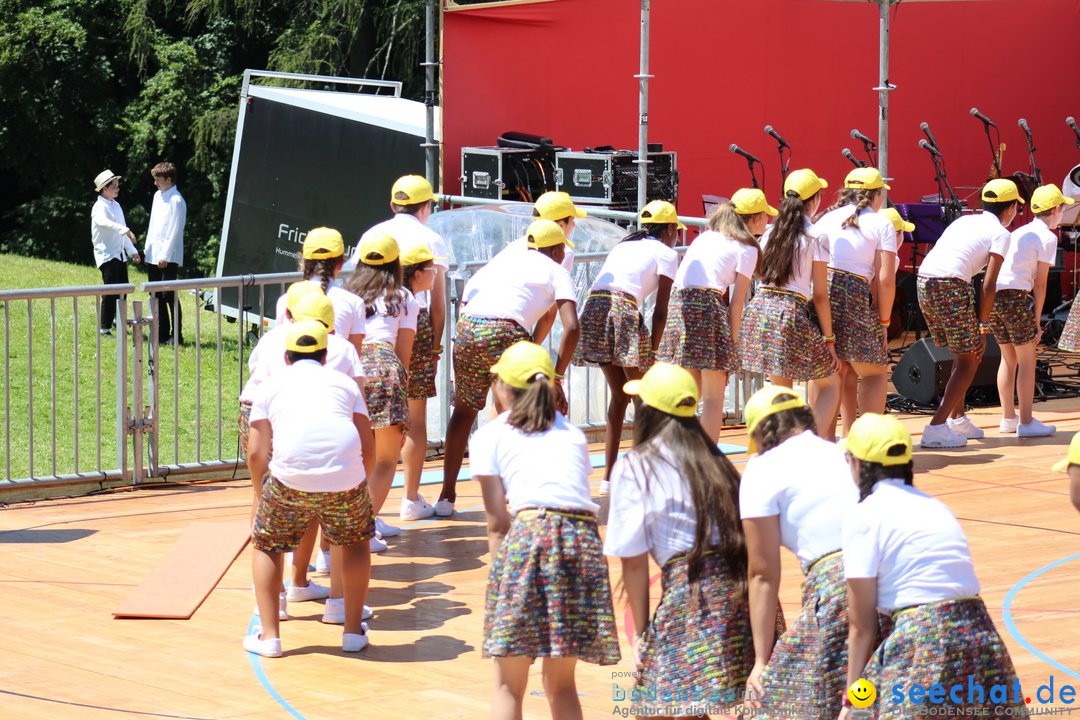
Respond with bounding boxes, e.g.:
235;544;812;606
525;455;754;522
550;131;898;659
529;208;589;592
0;253;264;482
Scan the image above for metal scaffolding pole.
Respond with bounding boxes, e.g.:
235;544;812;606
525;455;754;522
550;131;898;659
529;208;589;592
635;0;652;214
423;0;439;187
874;0;896;179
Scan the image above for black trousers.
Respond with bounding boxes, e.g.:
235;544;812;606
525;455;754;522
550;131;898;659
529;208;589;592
146;262;182;342
99;258;129;330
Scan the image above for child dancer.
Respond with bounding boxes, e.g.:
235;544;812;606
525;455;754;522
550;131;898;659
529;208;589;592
1051;432;1080;513
738;169;841;439
660;188;769;441
915;178;1021;447
473;341;618;719
605;362;754;717
993;184;1071;437
575;200;679;489
839;413;1027;719
738;385;856;720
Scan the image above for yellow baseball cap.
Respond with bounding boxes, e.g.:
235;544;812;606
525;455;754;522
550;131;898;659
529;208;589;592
879;207;915;233
623;362;699;418
399;238;445;267
285;319;328;353
841;412;912;466
286;283;334;331
639;200;687;230
784;169;828;201
844;167;891;191
744;385;808;454
1030;184;1075;214
358;232;400;265
526;218;575;249
490;341;554;390
982;178;1025;204
731;188;779;217
302;227;345;260
391;175;437;205
534;191;587;221
1051;432;1080;473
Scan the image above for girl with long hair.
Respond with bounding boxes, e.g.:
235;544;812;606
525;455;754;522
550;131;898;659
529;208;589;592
659;188;770;441
473;341;619;720
574;200;679;490
738;169;841;439
605;362;756;717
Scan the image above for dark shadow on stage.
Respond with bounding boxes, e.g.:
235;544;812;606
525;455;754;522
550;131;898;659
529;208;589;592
0;528;97;543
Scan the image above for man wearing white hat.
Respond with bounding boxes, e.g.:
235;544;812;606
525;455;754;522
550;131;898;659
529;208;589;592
91;169;141;336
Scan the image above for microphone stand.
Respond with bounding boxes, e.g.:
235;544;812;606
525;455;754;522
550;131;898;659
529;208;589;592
859;139;878;169
980;122;1001;179
774;143;790;187
742;157;762;190
928;150;962;225
1022;127;1042;185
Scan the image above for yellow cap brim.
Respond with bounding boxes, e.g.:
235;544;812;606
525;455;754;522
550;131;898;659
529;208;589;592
765;205;779;217
564;237;576;249
623;379;643;396
1052;457;1071;473
1064;197;1077;205
883;183;891;190
901;221;915;232
573;207;588;218
676;220;687;231
819;179;829;189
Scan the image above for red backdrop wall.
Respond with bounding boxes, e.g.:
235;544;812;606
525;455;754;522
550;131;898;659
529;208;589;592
442;0;1080;215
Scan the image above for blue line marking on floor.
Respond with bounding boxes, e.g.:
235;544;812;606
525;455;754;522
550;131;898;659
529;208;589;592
246;613;307;719
1001;552;1080;681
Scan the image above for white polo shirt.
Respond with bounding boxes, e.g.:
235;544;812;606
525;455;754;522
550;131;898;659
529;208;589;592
249;359;369;492
463;250;576;330
759;216;830;299
739;430;858;569
363;289;420;345
674;231;759;291
468;412;598;515
241;328;364;403
274;283;367;339
918;212;1011;281
996;219;1058;292
489;236;576;274
589;237;678;305
350;213;450;309
90;195;138;268
815;205;897;281
842;480;981;613
604;439;721;567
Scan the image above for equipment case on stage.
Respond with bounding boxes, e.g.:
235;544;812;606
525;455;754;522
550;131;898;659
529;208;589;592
555;150;677;209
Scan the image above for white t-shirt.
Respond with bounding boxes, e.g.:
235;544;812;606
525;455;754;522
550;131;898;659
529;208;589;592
250;359;369;492
918;212;1011;281
241;327;364;402
493;236;576;274
674;230;759;291
350;214;450;309
815;205;897;281
463;250;576;330
842;480;981;613
468;412;598;515
996;219;1058;292
759;216;830;299
604;440;721;566
274;283;367;338
363;289;419;345
739;430;858;569
589;237;678;305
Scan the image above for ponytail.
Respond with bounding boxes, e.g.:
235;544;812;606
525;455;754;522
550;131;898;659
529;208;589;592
856;457;914;502
757;190;814;287
622;223;668;243
707;202;761;249
840;188;883;230
506;376;558;434
301;257;343;292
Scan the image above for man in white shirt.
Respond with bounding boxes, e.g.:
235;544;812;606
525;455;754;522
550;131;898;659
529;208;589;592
90;169;141;337
144;162;187;344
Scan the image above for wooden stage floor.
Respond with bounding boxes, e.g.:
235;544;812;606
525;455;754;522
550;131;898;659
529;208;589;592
2;401;1080;719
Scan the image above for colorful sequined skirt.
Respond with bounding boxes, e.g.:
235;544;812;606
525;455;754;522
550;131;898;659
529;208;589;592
990;289;1037;346
862;597;1028;719
361;342;409;430
738;288;835;381
573;290;651;368
1059;300;1080;351
407;307;438;400
658;287;738;372
829;269;887;365
917;276;980;354
483;508;619;664
452;315;531;411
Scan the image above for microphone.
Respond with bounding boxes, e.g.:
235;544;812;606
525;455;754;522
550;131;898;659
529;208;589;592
841;148;864;168
919;122;940;152
729;144;761;164
1068;116;1080;143
970;107;997;128
1018;118;1032;137
919;139;941;157
851;129;876;147
763;125;790;150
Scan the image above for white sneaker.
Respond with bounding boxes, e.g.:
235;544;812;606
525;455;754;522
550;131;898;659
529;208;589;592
999;417;1018;434
400;494;436;521
946;415;985;440
315;550;331;573
370;534;388;553
253;591;289;621
433;498;455;517
342;623;369;652
375;517;401;538
920;423;968;448
286;581;330;602
243;628;283;658
1018;418;1056;438
322;597;373;624
599;480;611;496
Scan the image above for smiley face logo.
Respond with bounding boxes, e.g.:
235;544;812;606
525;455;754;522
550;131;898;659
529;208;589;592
848;678;877;708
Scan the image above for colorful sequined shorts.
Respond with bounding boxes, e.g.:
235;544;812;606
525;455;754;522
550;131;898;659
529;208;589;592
407;307;438;400
1059;301;1080;351
829;269;888;365
483;508;620;665
918;276;980;354
573;290;651;368
238;400;253;458
361;342;409;430
452;315;530;411
738;288;835;381
990;289;1037;346
252;477;375;553
658;287;738;372
862;597;1028;719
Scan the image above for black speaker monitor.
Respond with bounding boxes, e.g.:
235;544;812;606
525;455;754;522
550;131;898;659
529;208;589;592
892;337;1000;405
